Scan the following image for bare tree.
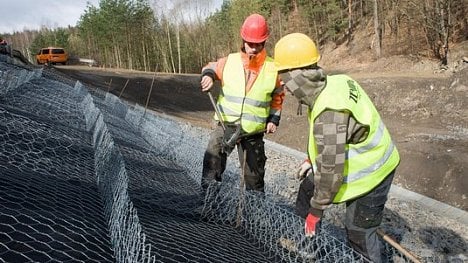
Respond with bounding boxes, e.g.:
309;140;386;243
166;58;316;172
347;0;353;44
434;0;451;66
373;0;382;57
409;0;454;66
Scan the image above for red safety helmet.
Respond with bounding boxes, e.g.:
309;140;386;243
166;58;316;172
240;14;269;43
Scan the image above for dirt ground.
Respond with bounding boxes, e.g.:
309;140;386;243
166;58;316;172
54;44;468;212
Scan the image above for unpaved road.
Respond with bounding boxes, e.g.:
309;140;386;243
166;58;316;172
55;65;468;212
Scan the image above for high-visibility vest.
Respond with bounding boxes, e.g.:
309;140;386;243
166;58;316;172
308;74;400;202
215;53;277;133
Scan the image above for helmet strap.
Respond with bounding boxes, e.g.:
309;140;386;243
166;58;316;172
296;103;303;115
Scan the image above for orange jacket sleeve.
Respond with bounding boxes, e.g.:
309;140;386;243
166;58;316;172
201;57;227;82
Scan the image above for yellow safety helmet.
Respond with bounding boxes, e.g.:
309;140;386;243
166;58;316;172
274;33;320;71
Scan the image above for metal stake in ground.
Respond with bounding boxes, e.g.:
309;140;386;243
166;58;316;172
144;68;157;116
236;150;246;228
118;79;130;98
205;91;246;227
206;91;226;131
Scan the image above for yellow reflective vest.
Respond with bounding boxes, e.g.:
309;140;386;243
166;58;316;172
215;53;278;134
308;75;400;202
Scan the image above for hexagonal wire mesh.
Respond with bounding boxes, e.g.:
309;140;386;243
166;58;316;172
0;59;416;262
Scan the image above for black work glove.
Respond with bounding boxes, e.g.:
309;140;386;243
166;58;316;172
295;175;315;219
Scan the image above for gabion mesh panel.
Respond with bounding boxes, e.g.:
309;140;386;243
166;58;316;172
0;63;114;262
0;59;416;262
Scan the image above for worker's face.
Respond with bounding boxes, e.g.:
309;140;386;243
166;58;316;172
244;41;264;57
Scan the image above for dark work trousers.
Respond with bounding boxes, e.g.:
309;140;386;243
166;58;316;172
295;169;396;263
345;170;395;263
201;124;267;192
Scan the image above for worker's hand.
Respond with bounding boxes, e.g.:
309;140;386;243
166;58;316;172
200;75;214;92
265;122;277;133
297;159;312;180
304;213;321;237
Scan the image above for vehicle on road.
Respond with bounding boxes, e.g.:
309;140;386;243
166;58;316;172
36;47;68;65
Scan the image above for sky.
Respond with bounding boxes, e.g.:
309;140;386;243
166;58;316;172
0;0;102;34
0;0;223;35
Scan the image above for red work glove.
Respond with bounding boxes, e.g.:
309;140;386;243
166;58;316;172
304;213;321;237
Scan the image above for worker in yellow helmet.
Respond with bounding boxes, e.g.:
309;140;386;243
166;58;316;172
274;33;400;263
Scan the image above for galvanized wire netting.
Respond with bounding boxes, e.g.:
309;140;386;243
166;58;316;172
0;63;114;262
0;58;413;262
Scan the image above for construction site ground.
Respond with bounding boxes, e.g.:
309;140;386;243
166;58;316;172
49;43;468;260
55;55;468;212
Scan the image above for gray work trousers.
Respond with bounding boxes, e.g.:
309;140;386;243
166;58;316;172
296;169;395;263
345;170;395;263
201;124;266;192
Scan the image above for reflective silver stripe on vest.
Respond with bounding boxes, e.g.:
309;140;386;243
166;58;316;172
242;113;267;123
218;104;267;123
218;104;240;118
222;93;270;108
344;141;395;183
346;120;385;160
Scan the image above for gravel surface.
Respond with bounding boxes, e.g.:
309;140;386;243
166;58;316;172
181;120;468;262
260;140;468;263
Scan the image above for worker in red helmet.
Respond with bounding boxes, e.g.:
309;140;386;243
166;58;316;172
199;13;285;193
